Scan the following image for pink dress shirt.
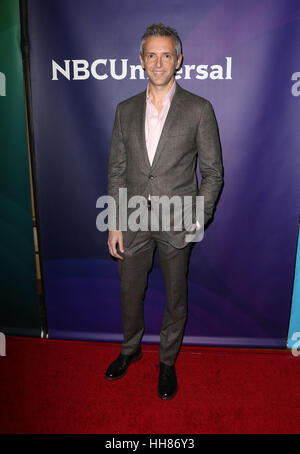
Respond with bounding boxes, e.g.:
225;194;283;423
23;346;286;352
145;80;176;166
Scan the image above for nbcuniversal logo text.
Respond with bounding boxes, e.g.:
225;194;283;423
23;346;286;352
51;57;232;81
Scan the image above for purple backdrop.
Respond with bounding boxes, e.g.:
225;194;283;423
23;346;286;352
27;0;300;347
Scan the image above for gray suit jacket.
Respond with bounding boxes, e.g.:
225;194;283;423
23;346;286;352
107;82;224;249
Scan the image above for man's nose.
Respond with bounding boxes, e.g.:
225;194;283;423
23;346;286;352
155;56;162;67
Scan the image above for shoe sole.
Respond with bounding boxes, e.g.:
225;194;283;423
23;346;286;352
104;351;142;381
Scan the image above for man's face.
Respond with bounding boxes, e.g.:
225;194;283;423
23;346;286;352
139;35;182;88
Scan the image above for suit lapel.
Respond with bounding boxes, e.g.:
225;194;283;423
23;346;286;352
135;90;151;170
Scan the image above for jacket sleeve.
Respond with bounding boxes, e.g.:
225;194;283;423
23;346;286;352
107;104;127;230
196;100;224;226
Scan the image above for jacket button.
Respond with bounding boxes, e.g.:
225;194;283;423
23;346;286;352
149;175;154;180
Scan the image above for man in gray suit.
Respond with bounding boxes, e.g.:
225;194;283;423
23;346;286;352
105;23;223;399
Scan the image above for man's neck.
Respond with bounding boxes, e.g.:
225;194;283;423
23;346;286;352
148;78;175;111
148;78;175;102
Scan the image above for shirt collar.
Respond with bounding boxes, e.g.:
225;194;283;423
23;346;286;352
146;80;176;106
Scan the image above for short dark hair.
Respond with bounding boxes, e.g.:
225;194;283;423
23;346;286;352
139;23;182;59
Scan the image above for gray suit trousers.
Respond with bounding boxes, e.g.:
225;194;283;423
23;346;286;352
118;228;192;366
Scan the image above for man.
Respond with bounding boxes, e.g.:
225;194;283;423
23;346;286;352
105;23;223;400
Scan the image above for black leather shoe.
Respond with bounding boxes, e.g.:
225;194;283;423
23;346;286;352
105;348;142;380
157;362;178;400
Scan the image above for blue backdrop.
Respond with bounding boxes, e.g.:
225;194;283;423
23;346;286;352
26;0;300;347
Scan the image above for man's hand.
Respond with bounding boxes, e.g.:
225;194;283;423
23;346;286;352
107;230;124;260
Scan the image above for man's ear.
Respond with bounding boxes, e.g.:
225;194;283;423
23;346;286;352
139;54;145;69
176;53;183;70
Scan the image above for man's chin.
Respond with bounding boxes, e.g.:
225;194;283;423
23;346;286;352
148;76;173;87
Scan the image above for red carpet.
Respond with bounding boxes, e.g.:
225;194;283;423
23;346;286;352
0;336;300;434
